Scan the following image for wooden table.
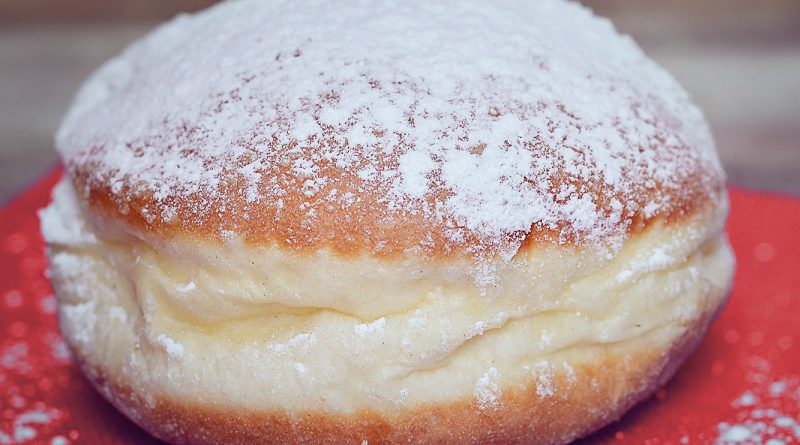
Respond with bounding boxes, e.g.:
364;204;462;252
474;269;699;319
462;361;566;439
1;9;799;204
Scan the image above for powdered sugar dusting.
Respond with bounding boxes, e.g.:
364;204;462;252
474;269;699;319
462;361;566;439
526;361;556;398
713;364;800;444
717;425;752;443
354;318;386;338
2;201;75;444
267;332;316;356
155;334;185;359
475;367;502;410
0;408;64;445
617;245;680;282
733;391;758;408
56;0;723;261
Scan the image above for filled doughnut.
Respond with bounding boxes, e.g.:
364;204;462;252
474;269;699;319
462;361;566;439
40;1;735;443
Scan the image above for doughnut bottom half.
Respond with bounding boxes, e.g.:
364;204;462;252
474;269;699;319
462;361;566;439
42;180;734;445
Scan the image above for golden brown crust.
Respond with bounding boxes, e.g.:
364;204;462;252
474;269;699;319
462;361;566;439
73;165;724;259
57;0;728;259
76;306;716;445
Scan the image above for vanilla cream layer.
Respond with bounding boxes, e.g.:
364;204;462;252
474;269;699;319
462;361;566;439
41;178;734;414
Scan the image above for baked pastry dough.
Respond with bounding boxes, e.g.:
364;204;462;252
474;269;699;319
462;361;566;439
41;0;734;443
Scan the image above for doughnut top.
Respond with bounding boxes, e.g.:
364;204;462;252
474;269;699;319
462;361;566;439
57;0;724;258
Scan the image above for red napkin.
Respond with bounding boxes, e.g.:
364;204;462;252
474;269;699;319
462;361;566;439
1;170;798;445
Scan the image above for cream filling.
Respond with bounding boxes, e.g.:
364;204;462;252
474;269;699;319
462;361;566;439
41;178;734;414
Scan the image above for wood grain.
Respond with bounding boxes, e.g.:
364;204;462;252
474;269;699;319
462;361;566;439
0;0;215;23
